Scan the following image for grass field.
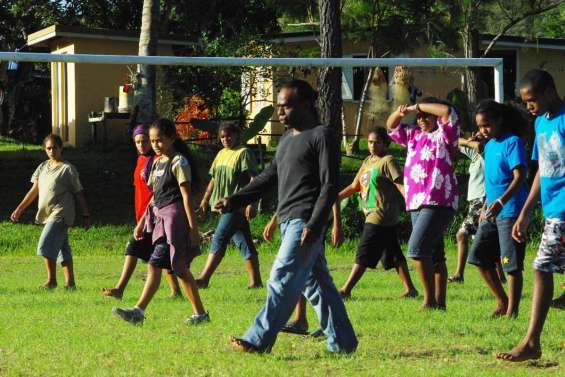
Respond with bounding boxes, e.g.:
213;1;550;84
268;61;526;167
0;138;562;376
0;221;564;377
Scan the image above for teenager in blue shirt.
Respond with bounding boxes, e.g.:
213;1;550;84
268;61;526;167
498;70;565;362
467;99;529;318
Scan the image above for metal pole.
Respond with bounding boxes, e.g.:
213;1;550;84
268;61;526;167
494;63;504;103
0;52;503;68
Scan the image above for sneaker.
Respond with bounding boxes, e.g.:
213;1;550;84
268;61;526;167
112;307;145;325
185;311;210;325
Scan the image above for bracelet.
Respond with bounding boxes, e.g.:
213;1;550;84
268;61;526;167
496;199;504;207
416;104;421;112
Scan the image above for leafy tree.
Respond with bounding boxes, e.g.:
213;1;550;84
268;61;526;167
439;0;565;105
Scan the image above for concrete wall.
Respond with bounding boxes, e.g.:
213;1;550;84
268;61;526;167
518;47;565;95
49;37;174;147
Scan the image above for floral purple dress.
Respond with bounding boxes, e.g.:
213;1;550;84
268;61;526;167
388;108;460;211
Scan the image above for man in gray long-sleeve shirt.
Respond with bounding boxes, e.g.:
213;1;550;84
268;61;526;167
216;80;357;354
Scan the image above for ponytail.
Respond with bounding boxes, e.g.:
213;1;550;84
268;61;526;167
474;99;528;138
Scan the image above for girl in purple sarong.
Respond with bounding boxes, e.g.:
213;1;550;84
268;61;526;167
112;118;209;325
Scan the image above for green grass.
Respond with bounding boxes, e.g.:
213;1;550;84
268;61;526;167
0;138;562;376
0;236;564;376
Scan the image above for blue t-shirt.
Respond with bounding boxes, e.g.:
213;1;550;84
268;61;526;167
532;103;565;220
484;132;528;218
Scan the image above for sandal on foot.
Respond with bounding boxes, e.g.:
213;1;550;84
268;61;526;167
101;288;123;299
229;336;259;353
447;275;464;283
308;328;325;338
550;295;565;309
280;321;308;335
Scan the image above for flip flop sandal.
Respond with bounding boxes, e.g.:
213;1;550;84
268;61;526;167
307;328;325;338
447;275;464;283
280;321;309;335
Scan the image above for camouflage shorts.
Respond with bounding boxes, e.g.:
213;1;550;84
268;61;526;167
533;218;565;274
458;198;484;236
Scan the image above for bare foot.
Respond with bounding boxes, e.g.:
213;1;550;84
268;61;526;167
247;283;263;289
64;284;76;291
496;342;541;362
401;289;418;298
195;279;209;289
101;287;123;299
39;281;57;290
491;301;508;318
491;308;506;318
169;291;182;299
421;302;438;310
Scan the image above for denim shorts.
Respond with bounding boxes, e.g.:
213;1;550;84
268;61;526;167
356;223;406;270
210;211;257;260
467;217;525;273
533;218;565;274
408;207;454;266
37;220;72;263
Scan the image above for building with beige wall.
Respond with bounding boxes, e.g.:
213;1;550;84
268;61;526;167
27;25;192;147
247;33;565;145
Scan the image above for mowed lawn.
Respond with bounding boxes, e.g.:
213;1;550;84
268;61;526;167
0;222;564;376
0;138;563;376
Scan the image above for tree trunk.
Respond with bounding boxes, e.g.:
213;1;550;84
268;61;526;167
318;0;343;150
463;26;480;106
136;0;159;125
349;65;374;155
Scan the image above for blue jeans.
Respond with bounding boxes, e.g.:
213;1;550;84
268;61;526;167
37;220;72;263
408;207;454;266
242;218;358;353
210;211;257;260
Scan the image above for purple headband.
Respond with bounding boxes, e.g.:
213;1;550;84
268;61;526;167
132;125;148;138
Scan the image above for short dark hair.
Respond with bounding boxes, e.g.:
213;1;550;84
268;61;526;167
280;79;318;105
367;126;390;145
280;79;320;122
218;121;242;137
42;134;63;149
519;69;557;95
